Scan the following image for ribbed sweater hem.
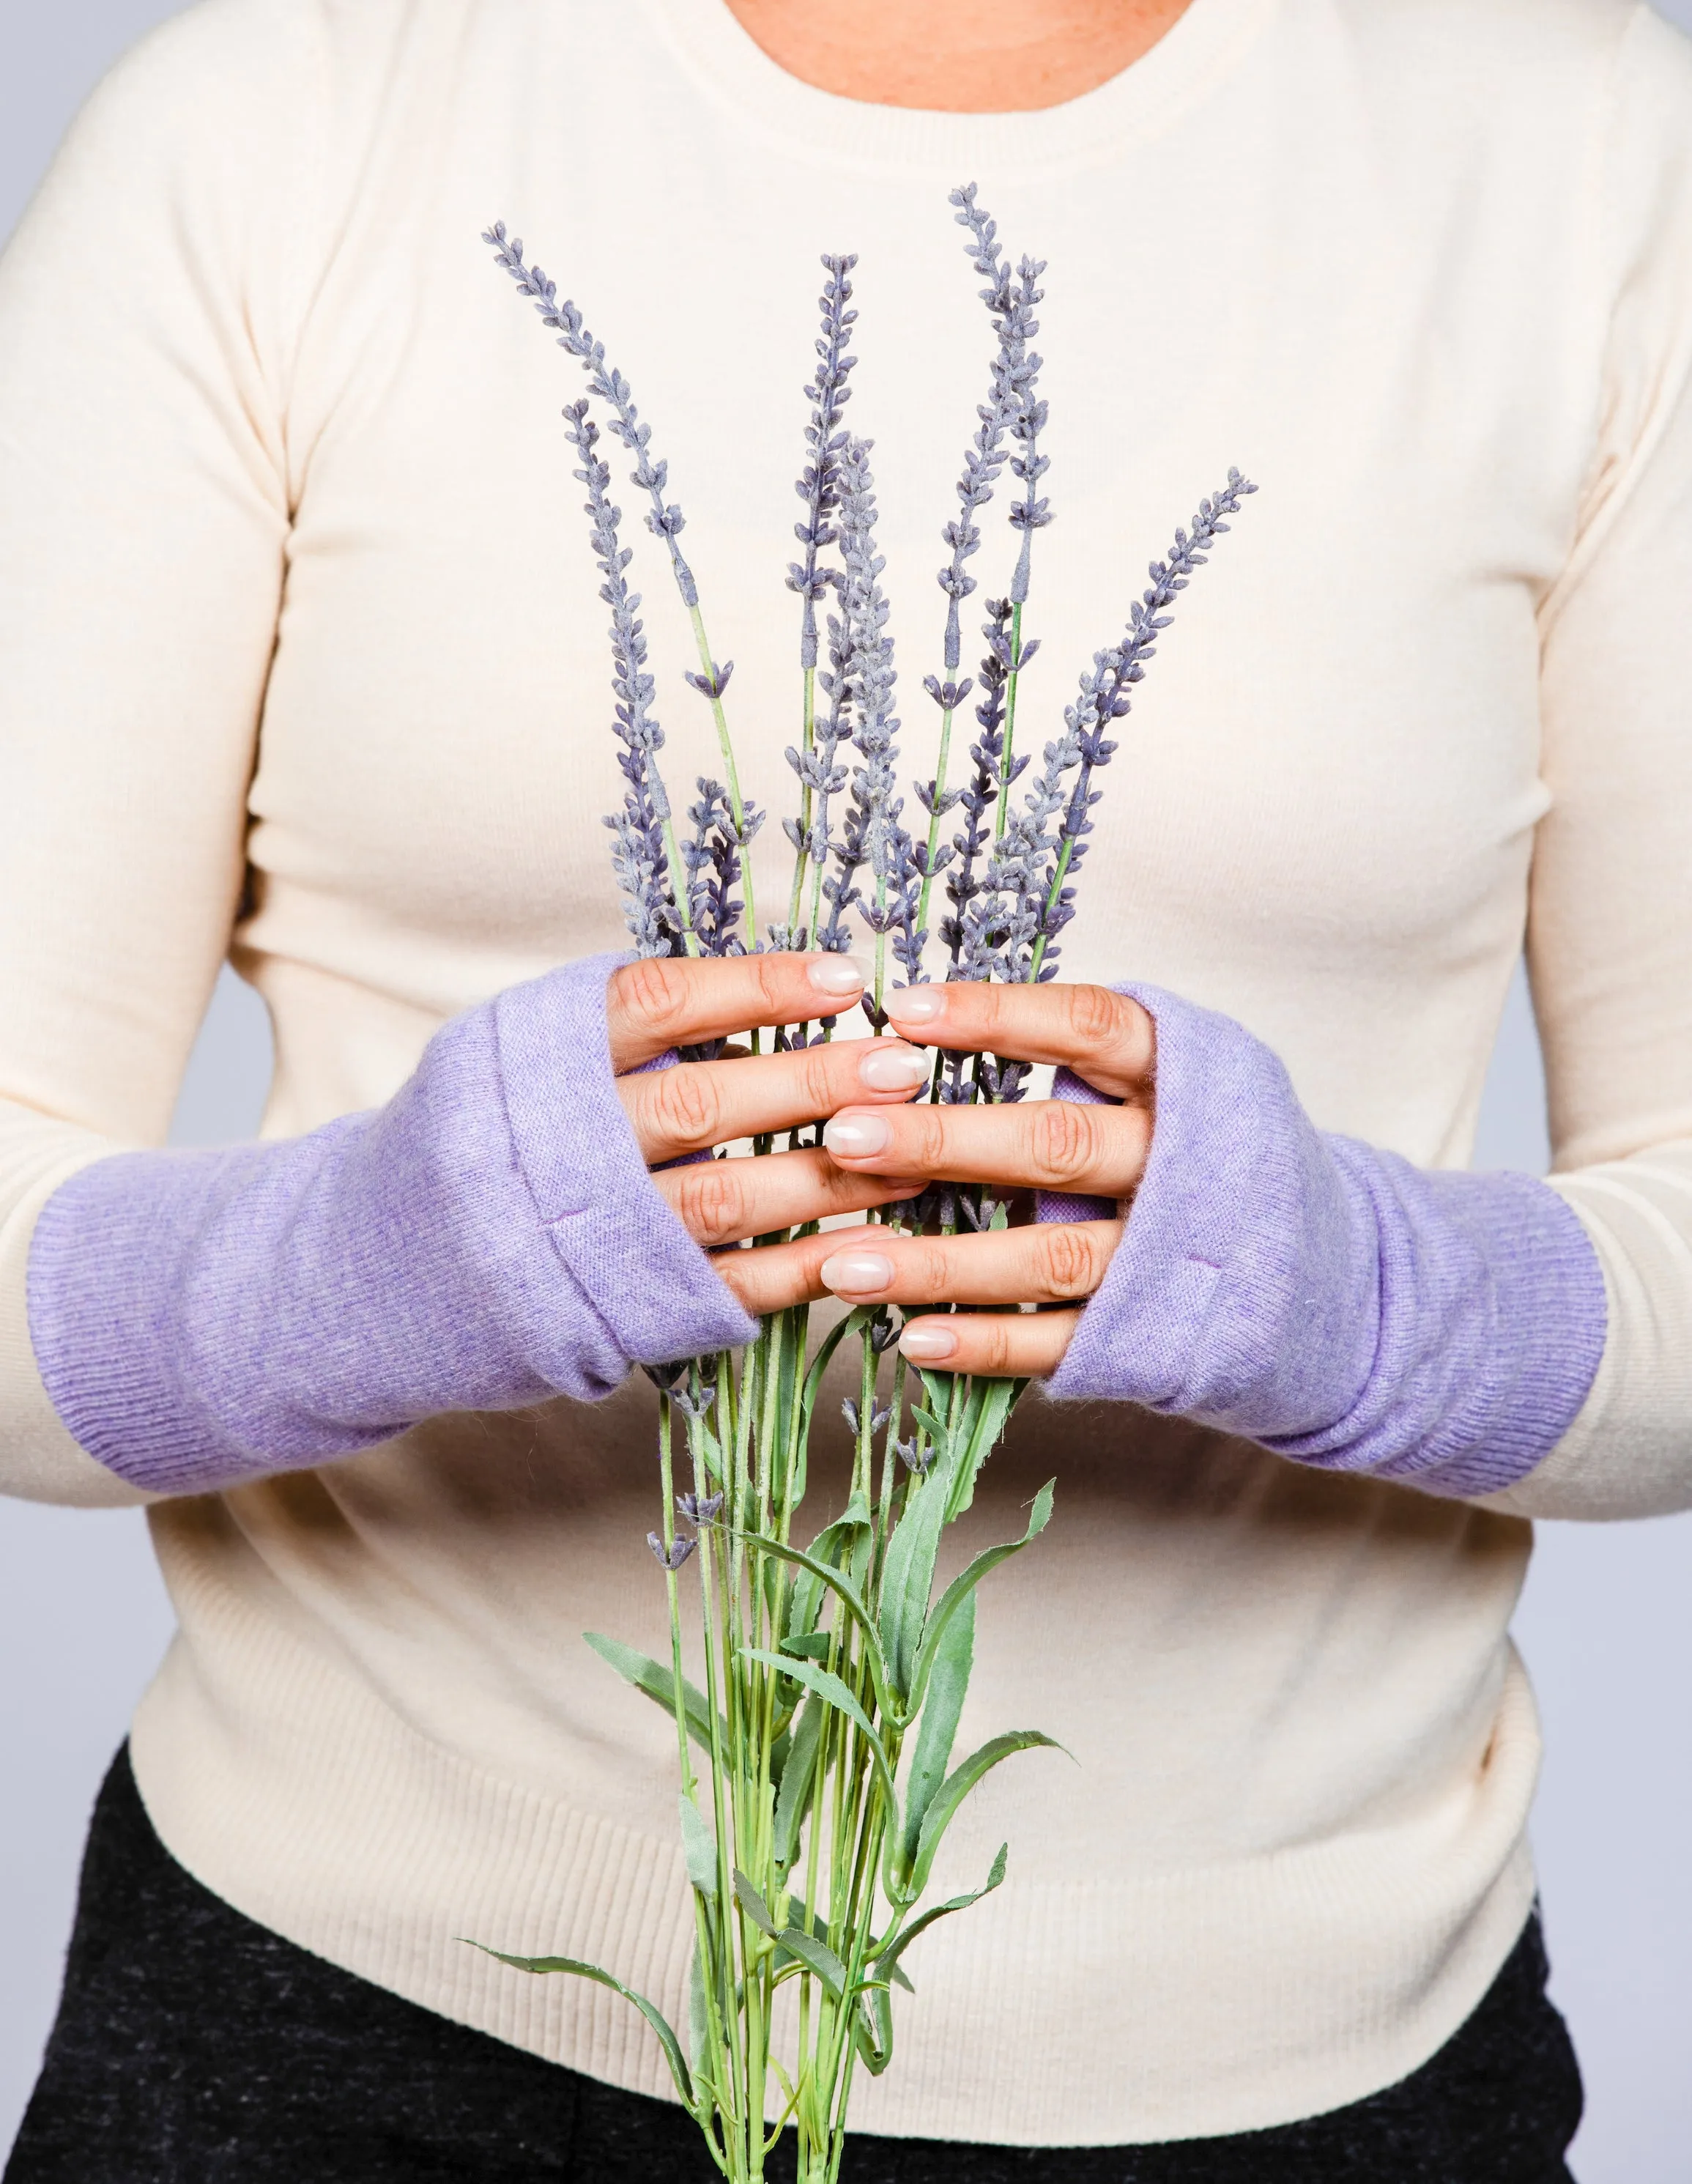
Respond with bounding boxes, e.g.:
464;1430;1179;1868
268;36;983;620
130;1544;1543;2147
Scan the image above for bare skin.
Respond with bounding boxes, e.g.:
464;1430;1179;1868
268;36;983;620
611;958;1157;1381
720;0;1197;113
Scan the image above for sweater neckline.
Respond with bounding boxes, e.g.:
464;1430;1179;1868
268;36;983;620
635;0;1274;172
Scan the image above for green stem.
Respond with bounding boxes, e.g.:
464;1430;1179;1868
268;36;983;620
787;666;817;939
913;703;956;947
688;601;757;949
1026;826;1077;984
994;602;1025;844
662;812;702;959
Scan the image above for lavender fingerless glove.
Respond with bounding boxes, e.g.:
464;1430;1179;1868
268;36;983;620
26;952;755;1496
1042;986;1607;1498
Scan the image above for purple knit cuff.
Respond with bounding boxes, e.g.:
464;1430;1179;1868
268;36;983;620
1044;984;1608;1498
26;954;754;1496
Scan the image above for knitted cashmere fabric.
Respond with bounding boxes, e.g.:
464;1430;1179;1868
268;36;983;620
23;952;755;1494
1042;987;1608;1497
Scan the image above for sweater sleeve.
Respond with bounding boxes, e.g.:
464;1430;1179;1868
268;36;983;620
0;3;319;1505
1479;6;1692;1522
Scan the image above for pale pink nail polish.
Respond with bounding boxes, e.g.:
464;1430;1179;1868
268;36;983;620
806;954;870;997
857;1045;927;1092
824;1114;891;1157
899;1322;957;1361
820;1250;894;1295
887;988;945;1026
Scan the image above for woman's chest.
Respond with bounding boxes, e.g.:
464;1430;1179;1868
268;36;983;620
241;38;1601;1151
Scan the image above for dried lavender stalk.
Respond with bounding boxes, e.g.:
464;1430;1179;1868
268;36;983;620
834;439;913;1021
950;187;1050;840
486;221;757;948
1027;469;1258;981
559;398;694;958
955;469;1255;1015
781;255;859;947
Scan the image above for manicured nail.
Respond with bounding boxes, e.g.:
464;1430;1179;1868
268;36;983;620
824;1114;891;1158
857;1045;928;1092
807;954;870;998
899;1322;958;1361
887;987;946;1026
820;1250;895;1296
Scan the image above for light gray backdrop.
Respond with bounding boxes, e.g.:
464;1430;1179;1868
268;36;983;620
1;4;1689;2174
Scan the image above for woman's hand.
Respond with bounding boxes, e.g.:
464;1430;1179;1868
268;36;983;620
609;954;930;1290
704;980;1157;1374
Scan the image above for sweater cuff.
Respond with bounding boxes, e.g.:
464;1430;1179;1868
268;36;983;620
26;1141;315;1495
493;955;757;1368
1382;1169;1609;1498
1043;982;1608;1498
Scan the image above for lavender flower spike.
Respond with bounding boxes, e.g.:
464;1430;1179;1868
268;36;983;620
949;186;1050;837
486;221;756;947
1026;469;1258;982
558;398;693;958
648;1531;698;1572
835;439;916;1016
782;254;859;945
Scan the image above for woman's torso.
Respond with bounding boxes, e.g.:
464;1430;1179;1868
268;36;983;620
128;0;1629;2140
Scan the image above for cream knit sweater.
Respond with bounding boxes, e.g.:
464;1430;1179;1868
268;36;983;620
3;0;1691;2144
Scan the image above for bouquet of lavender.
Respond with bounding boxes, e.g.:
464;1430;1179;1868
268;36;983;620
480;193;1253;2183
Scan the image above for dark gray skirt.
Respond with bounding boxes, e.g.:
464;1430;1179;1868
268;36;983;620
6;1746;1581;2183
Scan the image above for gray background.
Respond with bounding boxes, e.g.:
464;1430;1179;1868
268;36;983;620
1;3;1689;2173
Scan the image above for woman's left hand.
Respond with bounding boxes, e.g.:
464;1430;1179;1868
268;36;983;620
712;980;1156;1377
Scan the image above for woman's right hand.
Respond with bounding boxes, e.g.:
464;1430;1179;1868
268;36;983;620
607;953;930;1284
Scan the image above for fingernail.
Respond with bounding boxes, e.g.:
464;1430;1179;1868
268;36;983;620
807;954;870;998
887;987;945;1026
857;1045;928;1092
899;1322;958;1362
820;1250;895;1296
824;1114;891;1158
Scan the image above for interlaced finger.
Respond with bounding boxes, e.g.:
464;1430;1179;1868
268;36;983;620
654;1148;923;1249
820;1096;1149;1199
882;980;1154;1099
620;1037;930;1164
897;1308;1083;1378
606;952;871;1070
814;1220;1124;1308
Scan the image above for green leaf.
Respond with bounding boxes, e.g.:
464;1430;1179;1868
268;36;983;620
776;1925;848;2000
876;1442;959;1700
852;1988;894;2076
585;1632;724;1759
797;1308;869;1445
784;1495;872;1645
678;1795;719;1900
875;1843;1009;1984
899;1591;974;1875
909;1405;951;1449
772;1900;833;1972
733;1869;781;1939
908;1738;1062;1902
903;1481;1055;1722
738;1648;900;1821
464;1941;694;2109
772;1695;825;1870
781;1631;833;1662
741;1529;892;1715
945;1375;1023;1520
